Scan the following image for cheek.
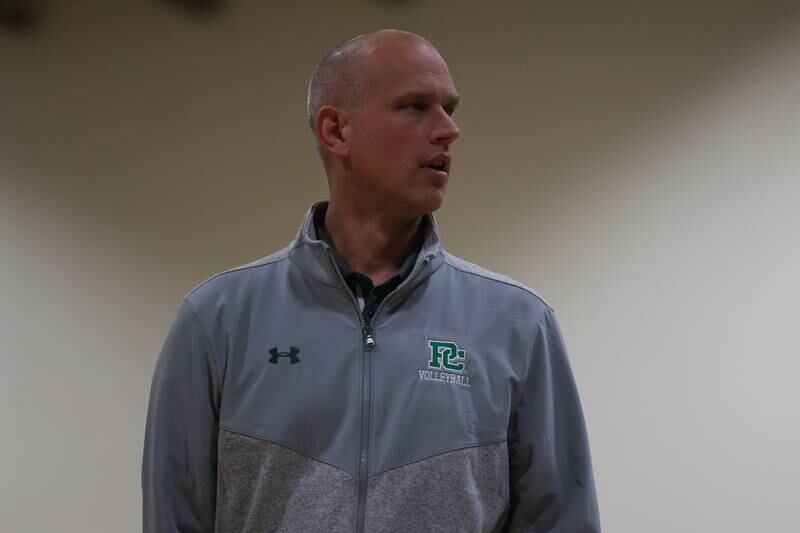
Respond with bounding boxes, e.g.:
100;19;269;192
350;119;419;175
371;130;405;152
364;137;414;171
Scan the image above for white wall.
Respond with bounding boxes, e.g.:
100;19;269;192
2;1;798;531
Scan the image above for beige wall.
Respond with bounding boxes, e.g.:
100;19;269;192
2;1;799;531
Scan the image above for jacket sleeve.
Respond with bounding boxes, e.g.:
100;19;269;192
142;298;221;533
507;307;601;532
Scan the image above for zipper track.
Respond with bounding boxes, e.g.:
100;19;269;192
366;257;430;332
325;248;430;533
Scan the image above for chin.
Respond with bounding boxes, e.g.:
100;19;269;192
428;192;446;212
408;189;445;218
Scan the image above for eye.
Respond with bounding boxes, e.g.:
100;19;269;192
404;101;428;112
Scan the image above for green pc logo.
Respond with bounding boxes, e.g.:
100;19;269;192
428;340;466;372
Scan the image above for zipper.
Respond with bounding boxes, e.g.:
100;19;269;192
324;248;430;533
364;256;430;345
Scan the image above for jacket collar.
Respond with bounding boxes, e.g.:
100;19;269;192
288;201;446;295
313;201;422;285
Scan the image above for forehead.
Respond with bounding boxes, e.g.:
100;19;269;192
361;39;458;102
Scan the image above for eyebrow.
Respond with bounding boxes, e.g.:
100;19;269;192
396;91;461;110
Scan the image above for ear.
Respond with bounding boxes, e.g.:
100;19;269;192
315;105;351;161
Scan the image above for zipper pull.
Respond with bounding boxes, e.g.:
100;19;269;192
363;327;376;351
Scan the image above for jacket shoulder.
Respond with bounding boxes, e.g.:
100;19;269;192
442;251;553;312
184;243;294;307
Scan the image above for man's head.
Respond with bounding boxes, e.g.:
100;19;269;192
307;29;460;218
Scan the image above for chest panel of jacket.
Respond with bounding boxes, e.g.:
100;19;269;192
216;262;365;475
214;256;535;479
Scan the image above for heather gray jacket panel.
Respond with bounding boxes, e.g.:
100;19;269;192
142;202;600;532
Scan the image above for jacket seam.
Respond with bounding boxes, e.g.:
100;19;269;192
442;259;553;312
186;247;294;298
182;297;223;407
527;308;550;377
371;438;509;477
509;309;549;438
219;424;356;478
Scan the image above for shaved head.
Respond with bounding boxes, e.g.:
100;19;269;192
306;29;437;163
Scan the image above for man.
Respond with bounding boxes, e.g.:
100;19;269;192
142;29;600;532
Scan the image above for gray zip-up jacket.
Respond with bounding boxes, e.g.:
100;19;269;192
142;201;600;532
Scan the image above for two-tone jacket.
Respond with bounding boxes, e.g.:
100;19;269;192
142;201;601;532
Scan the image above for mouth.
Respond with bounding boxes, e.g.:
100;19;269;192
421;155;451;176
423;165;448;178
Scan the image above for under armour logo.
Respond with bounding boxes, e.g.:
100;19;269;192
268;346;301;364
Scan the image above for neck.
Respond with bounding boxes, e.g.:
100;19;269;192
323;199;424;286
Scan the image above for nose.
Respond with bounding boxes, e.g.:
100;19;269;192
431;108;460;146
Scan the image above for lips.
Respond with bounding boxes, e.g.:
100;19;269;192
421;154;451;174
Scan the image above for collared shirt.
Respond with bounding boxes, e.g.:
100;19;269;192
313;206;422;324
